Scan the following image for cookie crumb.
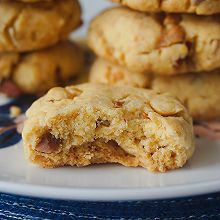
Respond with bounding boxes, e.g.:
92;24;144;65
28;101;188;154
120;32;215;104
10;106;22;118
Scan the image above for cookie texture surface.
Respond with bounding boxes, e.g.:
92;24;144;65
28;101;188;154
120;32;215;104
0;53;19;82
0;41;84;96
0;0;81;52
152;71;220;121
88;8;220;75
112;0;220;15
20;0;52;2
23;83;195;172
90;58;151;88
90;58;220;121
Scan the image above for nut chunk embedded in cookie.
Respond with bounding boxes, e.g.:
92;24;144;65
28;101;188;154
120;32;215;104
22;83;195;172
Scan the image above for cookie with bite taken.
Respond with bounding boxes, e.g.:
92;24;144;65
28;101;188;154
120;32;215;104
22;83;195;172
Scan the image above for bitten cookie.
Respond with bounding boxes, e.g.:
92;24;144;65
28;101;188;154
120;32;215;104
0;41;84;96
88;8;220;75
0;0;81;52
90;58;220;121
22;83;195;172
112;0;220;15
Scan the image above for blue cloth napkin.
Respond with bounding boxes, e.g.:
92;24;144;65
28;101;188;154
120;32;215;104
0;192;220;219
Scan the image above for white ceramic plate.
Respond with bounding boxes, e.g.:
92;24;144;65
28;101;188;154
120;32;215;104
0;139;220;201
1;0;220;201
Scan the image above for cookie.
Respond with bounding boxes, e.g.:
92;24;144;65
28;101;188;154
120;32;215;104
0;0;81;52
90;58;220;121
22;83;195;172
90;58;151;88
0;53;19;82
0;41;84;96
152;72;220;121
20;0;52;2
88;8;220;75
112;0;220;15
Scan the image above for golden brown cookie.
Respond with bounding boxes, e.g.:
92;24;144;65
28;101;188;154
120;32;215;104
152;72;220;121
0;53;19;81
0;41;84;96
88;7;220;75
20;0;52;2
90;58;151;88
23;83;194;172
0;0;81;52
112;0;220;15
89;58;220;121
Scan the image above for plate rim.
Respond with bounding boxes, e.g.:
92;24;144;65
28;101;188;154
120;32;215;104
1;178;220;201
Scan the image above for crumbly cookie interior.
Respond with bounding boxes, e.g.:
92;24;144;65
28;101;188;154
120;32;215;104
23;84;194;172
32;138;139;168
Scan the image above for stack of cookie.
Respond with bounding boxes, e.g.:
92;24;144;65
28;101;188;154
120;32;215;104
0;0;83;97
88;1;220;123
